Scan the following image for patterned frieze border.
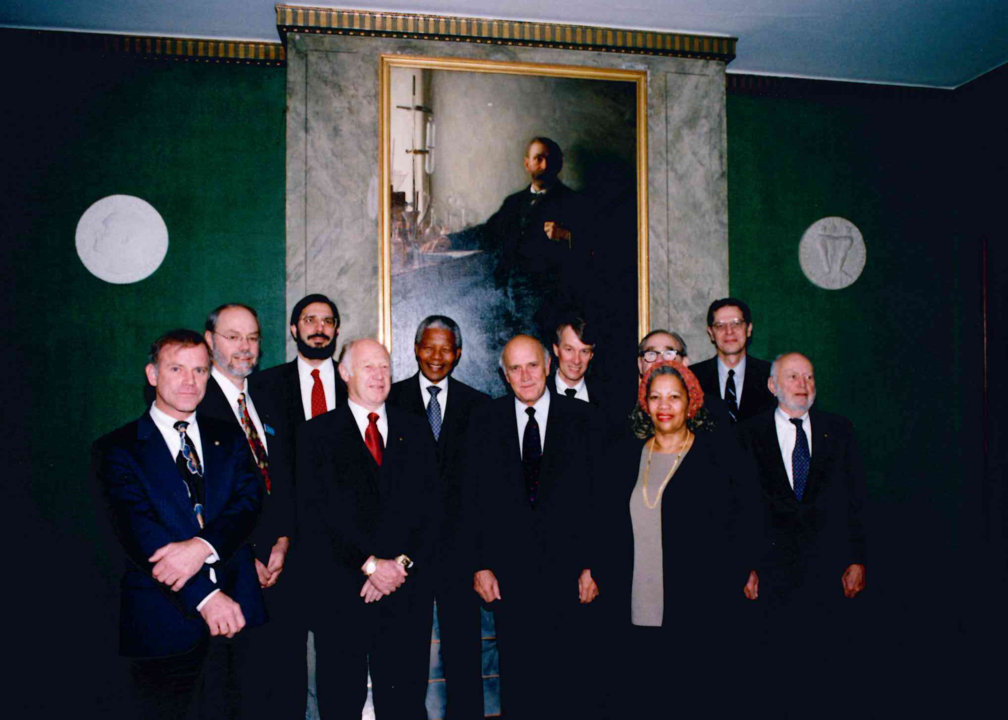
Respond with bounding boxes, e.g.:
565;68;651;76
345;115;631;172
1;28;285;66
275;5;736;61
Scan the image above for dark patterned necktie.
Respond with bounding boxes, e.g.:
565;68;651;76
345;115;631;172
173;420;205;528
725;369;739;423
564;388;577;399
365;412;384;466
522;407;542;505
237;393;271;494
310;368;326;418
791;418;810;501
426;386;442;441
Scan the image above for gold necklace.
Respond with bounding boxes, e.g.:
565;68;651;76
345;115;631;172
641;431;693;510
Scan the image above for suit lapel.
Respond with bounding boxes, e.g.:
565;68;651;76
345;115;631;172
805;409;830;500
198;414;231;520
340;405;381;488
136;413;202;533
760;413;799;503
537;393;564;500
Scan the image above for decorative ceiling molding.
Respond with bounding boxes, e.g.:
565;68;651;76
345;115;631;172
2;27;285;66
275;5;736;62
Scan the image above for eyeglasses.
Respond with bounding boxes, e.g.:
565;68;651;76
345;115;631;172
639;348;681;363
711;319;747;332
214;331;260;345
300;315;337;328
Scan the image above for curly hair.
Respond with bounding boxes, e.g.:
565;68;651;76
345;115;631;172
630;361;709;439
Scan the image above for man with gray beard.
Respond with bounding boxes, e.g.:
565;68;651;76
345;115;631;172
200;303;301;719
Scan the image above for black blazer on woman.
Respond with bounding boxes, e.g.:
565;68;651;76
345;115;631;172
604;426;762;638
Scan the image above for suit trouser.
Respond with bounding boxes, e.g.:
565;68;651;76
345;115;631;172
131;636;245;720
130;640;208;720
434;573;485;720
314;588;433;720
237;577;308;720
493;593;583;720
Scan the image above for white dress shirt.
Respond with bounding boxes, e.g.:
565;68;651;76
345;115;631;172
554;374;589;402
514;391;550;454
210;368;268;453
773;406;812;490
148;403;219;605
297;355;338;420
717;354;747;404
347;399;388;446
419;374;449;419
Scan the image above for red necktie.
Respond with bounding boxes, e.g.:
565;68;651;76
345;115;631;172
365;412;384;466
310;368;326;418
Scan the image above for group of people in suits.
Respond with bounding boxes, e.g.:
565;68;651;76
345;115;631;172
94;291;868;719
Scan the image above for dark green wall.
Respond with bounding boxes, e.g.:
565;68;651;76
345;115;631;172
726;78;996;698
3;33;286;713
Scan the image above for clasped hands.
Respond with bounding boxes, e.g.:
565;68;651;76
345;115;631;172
255;536;291;588
149;538;244;637
360;556;408;604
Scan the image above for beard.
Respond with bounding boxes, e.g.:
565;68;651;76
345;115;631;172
214;346;257;379
296;331;337;361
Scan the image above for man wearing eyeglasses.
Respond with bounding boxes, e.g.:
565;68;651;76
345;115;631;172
690;298;776;424
637;328;690;377
199;303;302;719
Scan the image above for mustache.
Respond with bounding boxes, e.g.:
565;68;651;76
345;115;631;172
308;333;331;342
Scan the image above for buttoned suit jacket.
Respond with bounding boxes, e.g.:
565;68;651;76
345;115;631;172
737;407;867;591
469;391;601;606
387;373;489;560
691;353;776;423
198;377;294;564
95;411;265;658
296;404;438;632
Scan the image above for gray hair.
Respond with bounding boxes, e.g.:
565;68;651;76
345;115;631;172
414;315;462;350
769;352;810;382
337;338;363;376
638;328;688;357
205;303;259;333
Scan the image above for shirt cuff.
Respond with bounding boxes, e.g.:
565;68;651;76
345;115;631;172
195;536;220;563
196;588;221;612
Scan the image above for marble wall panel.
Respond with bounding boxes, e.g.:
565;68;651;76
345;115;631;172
286;32;728;364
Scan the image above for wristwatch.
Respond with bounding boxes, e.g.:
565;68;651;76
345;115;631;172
363;556;378;576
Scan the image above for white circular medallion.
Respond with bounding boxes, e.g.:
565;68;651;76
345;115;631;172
799;216;866;290
75;195;169;284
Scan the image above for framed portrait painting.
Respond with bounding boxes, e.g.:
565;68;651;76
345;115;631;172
379;55;648;394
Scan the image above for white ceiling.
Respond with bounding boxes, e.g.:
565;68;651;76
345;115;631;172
2;1;1006;88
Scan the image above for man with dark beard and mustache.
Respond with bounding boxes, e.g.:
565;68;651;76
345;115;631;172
199;303;302;719
245;293;346;717
251;293;347;430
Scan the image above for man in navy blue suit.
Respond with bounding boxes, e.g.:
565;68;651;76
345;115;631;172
96;329;264;719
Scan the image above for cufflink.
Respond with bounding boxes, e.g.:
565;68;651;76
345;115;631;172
395;554;414;573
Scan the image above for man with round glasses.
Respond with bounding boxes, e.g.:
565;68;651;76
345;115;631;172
691;298;776;424
636;328;690;377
